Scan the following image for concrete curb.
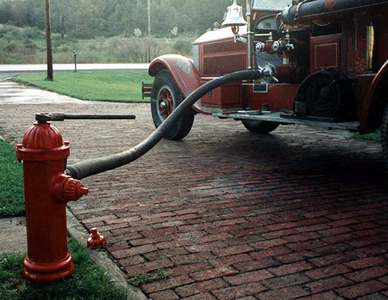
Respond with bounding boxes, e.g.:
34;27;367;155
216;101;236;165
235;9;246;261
66;209;149;300
0;217;26;255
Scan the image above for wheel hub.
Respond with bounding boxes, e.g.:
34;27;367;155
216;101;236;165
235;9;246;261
160;100;168;110
158;87;174;119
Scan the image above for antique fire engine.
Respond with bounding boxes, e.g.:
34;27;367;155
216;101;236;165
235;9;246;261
145;0;388;169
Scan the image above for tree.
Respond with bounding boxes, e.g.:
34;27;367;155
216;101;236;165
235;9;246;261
0;0;230;38
0;1;12;24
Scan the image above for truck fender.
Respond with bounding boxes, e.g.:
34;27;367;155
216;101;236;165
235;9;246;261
148;54;199;93
149;55;207;114
360;60;388;132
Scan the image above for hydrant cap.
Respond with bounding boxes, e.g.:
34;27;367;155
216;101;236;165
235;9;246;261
22;122;64;149
17;122;70;161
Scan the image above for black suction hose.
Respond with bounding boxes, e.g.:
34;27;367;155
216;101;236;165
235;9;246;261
66;69;264;180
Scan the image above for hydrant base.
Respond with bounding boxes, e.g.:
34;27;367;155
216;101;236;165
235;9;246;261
23;254;74;282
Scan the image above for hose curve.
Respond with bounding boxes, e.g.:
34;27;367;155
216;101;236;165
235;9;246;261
66;69;264;180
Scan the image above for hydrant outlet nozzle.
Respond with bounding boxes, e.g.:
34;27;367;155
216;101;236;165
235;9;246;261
52;174;89;203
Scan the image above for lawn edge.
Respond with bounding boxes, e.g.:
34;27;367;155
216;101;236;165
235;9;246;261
66;207;148;300
13;78;150;104
0;138;25;218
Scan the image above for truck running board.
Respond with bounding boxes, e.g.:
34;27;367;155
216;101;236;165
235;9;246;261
213;111;360;131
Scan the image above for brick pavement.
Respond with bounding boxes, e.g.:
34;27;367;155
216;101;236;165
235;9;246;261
1;92;388;299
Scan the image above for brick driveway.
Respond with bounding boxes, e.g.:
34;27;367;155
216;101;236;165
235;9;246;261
1;92;388;299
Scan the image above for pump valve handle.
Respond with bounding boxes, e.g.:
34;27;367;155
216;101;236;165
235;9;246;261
36;113;136;122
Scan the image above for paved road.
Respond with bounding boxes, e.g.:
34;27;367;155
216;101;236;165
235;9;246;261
0;63;149;73
1;82;388;300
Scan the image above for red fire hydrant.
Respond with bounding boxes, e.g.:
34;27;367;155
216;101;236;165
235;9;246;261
16;120;88;282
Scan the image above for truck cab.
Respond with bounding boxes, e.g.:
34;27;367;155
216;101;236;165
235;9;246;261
146;0;388;169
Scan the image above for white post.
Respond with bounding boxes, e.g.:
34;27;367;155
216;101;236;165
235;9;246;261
246;0;253;69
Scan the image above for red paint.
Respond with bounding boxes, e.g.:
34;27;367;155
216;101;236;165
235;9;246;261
87;228;107;249
200;39;247;77
149;55;201;97
244;84;298;112
200;78;243;108
16;121;88;282
310;34;342;73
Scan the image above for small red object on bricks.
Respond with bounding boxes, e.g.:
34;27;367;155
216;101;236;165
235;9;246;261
87;228;107;249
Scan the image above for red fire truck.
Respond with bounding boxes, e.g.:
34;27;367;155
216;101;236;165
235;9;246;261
145;0;388;167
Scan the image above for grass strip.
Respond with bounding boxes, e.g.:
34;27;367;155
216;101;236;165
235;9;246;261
0;240;128;300
353;130;381;142
16;70;152;103
128;269;169;287
0;139;24;217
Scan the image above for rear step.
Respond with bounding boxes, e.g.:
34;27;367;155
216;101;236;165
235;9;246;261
213;111;360;131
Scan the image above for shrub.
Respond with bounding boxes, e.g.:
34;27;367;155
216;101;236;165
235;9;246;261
22;27;42;40
4;41;19;52
173;38;192;54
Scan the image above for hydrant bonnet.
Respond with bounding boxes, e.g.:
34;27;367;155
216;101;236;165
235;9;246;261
17;122;69;162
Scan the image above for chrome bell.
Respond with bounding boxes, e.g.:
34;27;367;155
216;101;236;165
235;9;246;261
222;0;247;27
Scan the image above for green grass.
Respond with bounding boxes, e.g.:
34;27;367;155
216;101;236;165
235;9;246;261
353;130;381;142
0;240;128;300
16;70;152;103
0;139;24;217
128;269;169;287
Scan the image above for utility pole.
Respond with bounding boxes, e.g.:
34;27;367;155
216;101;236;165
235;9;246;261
147;0;151;37
147;0;151;62
45;0;53;81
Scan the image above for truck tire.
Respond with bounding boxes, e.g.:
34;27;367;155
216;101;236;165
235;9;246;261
151;70;194;141
382;105;388;170
241;120;279;134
